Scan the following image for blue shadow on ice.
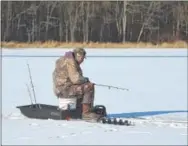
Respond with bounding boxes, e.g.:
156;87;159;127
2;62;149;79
107;110;188;118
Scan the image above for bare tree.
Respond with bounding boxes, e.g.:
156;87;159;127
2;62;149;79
114;1;122;41
137;1;161;42
4;1;12;41
172;2;188;39
81;2;90;42
66;2;82;42
44;1;57;40
122;0;127;42
58;2;63;41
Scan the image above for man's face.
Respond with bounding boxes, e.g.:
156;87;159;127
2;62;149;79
76;54;85;64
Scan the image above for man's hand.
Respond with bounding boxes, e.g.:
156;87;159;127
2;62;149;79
85;77;95;87
87;82;95;88
84;77;95;88
84;77;89;82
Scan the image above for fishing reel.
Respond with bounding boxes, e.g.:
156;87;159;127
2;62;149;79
92;105;107;117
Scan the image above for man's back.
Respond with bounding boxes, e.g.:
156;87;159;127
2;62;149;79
52;51;85;97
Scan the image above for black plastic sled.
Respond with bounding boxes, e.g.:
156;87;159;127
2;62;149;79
16;99;133;126
16;98;107;120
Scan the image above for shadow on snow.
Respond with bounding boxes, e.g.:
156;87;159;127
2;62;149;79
107;110;188;118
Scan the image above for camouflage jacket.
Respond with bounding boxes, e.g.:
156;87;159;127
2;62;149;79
53;51;87;96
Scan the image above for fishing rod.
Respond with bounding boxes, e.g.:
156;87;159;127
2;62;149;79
25;83;33;105
26;62;37;105
26;62;42;108
94;83;129;91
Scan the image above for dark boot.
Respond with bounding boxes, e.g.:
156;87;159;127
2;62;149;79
82;103;101;122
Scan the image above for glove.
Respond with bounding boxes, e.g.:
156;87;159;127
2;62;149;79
84;77;89;82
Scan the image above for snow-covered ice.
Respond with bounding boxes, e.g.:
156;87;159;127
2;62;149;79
1;48;188;145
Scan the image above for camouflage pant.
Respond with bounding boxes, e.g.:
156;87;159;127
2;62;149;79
58;82;95;104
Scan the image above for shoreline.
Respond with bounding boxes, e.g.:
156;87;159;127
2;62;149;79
1;41;188;49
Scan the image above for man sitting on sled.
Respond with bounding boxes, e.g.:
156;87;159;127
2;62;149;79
53;47;101;121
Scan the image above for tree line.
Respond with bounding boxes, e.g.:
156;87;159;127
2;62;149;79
1;1;188;44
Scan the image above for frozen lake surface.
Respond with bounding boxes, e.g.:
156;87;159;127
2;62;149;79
2;48;188;145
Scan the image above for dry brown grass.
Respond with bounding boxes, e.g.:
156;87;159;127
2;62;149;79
1;40;188;49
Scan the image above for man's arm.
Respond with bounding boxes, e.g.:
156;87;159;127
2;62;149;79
66;59;88;84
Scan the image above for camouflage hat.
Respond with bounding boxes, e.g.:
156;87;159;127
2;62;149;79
73;47;86;58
